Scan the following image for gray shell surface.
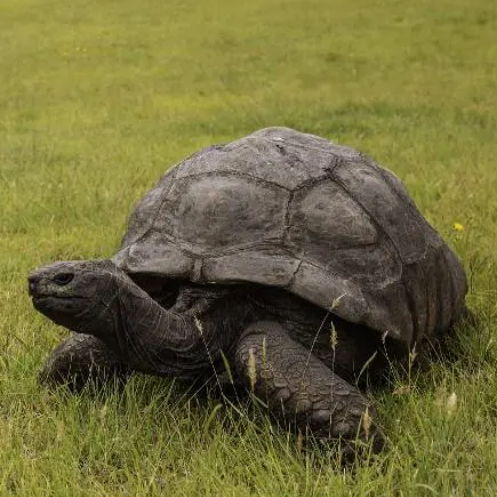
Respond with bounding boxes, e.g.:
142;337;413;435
113;127;467;343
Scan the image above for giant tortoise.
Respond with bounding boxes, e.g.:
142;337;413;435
28;127;467;453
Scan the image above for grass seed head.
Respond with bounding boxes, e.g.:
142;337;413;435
361;407;372;439
446;392;458;417
248;347;257;393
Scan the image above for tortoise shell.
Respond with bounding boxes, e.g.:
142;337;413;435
112;127;467;343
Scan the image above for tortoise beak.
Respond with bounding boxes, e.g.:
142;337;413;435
28;272;40;297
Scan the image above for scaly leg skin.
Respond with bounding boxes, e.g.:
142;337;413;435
40;333;131;390
235;321;383;457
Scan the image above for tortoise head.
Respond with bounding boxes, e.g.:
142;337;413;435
28;259;124;334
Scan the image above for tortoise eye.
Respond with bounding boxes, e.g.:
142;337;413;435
53;273;74;286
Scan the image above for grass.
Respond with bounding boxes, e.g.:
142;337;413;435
1;0;497;494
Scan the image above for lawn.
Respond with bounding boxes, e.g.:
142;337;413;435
1;0;497;495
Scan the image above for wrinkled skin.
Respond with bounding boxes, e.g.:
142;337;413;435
29;259;395;454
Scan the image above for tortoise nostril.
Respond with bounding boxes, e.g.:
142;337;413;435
53;273;74;286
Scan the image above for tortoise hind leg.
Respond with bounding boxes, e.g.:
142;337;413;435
40;334;131;390
234;321;383;454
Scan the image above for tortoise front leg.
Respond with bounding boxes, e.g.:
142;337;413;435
40;334;131;390
235;321;383;454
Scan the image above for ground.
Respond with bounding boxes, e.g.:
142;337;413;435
1;0;497;495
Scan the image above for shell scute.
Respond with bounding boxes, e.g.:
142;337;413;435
163;174;289;255
287;180;379;258
332;160;441;264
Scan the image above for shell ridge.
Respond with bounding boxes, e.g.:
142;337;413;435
177;238;285;259
177;169;291;192
282;189;294;246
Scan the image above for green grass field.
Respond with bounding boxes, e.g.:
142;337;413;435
1;0;497;494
